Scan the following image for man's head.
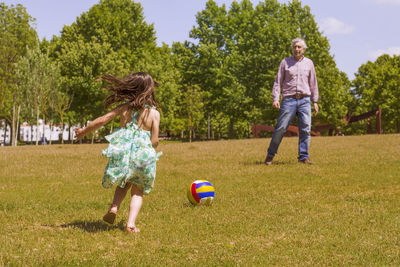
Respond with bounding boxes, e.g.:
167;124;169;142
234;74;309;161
291;37;307;60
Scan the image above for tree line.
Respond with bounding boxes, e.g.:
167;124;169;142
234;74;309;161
1;0;399;146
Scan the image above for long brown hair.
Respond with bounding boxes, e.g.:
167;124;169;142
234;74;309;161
101;72;159;110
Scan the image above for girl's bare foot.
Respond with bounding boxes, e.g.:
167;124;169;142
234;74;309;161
126;226;140;233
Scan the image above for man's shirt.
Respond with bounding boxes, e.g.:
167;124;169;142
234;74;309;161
272;56;319;103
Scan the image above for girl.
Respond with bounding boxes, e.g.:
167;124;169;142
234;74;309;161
75;72;162;233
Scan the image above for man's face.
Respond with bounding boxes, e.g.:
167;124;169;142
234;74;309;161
292;42;305;60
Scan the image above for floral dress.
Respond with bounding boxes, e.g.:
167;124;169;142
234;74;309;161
101;106;162;194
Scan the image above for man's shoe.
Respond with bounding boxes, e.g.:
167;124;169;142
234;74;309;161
264;155;274;165
298;158;314;165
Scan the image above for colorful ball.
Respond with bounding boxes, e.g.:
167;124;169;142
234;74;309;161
187;180;215;206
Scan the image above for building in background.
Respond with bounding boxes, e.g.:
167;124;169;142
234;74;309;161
0;119;77;145
0;120;10;145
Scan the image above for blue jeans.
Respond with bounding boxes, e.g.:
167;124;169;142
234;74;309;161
267;96;312;160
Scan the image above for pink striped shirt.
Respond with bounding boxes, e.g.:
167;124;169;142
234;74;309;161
272;56;319;103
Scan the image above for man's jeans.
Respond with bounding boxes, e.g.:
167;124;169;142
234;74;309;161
267;96;312;161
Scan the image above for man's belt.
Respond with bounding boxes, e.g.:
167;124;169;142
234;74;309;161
285;94;310;99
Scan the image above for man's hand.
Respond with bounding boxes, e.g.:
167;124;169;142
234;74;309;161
313;103;319;116
272;101;280;109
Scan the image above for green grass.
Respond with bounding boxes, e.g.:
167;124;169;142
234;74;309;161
1;135;400;266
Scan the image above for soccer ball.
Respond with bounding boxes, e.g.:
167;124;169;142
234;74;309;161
187;180;215;206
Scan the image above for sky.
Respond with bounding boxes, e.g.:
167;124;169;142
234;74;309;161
3;0;400;80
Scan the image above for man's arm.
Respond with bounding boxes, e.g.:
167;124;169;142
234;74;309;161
272;59;286;109
309;61;319;103
313;103;319;116
308;61;319;116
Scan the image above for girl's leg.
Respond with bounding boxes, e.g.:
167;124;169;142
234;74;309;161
126;184;144;232
103;183;131;224
109;182;132;213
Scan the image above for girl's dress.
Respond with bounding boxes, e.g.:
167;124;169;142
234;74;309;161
101;106;162;194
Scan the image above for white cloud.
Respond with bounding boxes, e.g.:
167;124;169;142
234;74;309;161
371;0;400;5
320;17;355;35
369;46;400;60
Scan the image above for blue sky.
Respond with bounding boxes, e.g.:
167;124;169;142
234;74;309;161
3;0;400;80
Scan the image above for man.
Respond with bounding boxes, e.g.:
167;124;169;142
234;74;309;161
265;37;319;165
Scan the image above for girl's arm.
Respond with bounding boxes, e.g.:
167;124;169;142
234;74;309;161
150;110;160;148
75;104;128;141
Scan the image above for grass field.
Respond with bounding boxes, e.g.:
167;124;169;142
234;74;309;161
1;134;400;266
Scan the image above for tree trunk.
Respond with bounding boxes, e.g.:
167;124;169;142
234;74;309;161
2;119;6;145
68;118;72;144
207;114;211;140
15;104;21;146
228;120;235;139
49;120;53;145
42;114;46;145
36;104;39;145
69;125;72;144
397;119;400;133
30;125;33;145
217;119;222;139
5;120;8;145
61;120;64;145
11;95;16;146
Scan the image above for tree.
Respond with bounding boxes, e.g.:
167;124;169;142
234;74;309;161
51;0;159;132
55;38;127;125
183;85;204;142
0;3;37;145
60;0;156;67
352;54;400;133
135;44;183;137
14;46;62;145
49;83;73;144
185;0;351;138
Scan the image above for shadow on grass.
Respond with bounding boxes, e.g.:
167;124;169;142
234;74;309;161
241;160;288;165
46;220;125;233
182;202;195;208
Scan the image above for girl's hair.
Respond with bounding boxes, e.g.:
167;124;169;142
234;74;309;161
101;72;159;110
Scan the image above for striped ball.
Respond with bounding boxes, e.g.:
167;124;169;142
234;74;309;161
187;180;215;206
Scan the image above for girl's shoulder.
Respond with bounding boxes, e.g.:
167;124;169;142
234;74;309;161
150;108;160;119
137;106;160;130
143;106;160;118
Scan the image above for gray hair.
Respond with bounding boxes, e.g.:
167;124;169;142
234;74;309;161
291;37;307;49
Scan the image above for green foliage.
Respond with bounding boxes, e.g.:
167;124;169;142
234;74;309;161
62;0;156;66
55;38;127;123
51;0;157;124
134;44;183;136
184;85;204;142
4;0;391;140
352;54;400;133
0;2;37;119
184;0;351;138
14;45;62;144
